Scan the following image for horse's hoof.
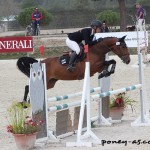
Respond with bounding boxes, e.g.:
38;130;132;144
104;72;111;77
102;70;109;76
98;73;104;79
17;101;29;109
110;70;114;74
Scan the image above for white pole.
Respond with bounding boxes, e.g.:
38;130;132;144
77;62;89;142
136;19;140;54
138;53;144;122
131;20;150;126
42;64;49;138
66;61;101;147
97;53;111;125
43;64;58;141
136;19;144;122
142;19;148;62
86;62;91;132
97;94;102;124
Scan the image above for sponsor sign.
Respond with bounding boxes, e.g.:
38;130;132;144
0;36;33;53
95;31;148;48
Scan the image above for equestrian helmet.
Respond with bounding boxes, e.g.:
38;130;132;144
90;20;102;28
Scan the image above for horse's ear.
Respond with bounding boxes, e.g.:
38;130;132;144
119;35;127;42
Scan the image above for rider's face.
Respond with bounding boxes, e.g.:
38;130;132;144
92;27;101;33
95;27;101;33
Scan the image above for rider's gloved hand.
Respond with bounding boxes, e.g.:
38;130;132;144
88;38;103;47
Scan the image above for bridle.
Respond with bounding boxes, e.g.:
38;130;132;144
111;40;129;63
99;38;128;60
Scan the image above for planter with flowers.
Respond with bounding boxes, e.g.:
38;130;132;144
7;101;44;150
109;92;136;120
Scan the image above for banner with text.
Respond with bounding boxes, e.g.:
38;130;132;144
95;31;148;48
0;36;33;53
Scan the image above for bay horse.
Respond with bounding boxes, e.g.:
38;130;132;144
17;36;130;101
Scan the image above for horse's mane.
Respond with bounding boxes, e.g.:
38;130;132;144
97;36;126;44
98;36;117;41
103;37;115;39
94;37;117;45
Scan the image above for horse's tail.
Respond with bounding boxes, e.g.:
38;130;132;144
17;57;38;78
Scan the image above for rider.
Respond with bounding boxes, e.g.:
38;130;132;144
31;7;42;35
66;20;102;72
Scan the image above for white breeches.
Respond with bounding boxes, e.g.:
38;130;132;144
137;19;144;31
66;37;80;55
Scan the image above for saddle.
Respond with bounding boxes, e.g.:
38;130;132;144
59;44;86;66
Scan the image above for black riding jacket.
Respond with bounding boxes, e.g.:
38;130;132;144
68;28;97;46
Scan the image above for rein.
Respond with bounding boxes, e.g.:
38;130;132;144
98;38;117;52
102;37;127;50
97;37;128;58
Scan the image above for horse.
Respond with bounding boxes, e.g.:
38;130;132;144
126;25;136;31
17;36;130;102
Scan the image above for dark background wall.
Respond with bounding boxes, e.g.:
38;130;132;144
1;0;150;30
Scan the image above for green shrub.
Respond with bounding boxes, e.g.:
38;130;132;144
17;7;53;27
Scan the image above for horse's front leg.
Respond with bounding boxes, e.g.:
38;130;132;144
109;59;116;74
98;59;116;79
98;61;110;78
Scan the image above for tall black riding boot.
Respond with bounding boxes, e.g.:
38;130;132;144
67;52;78;72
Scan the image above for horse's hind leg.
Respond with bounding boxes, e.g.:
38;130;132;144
23;79;58;102
23;85;29;102
17;85;29;108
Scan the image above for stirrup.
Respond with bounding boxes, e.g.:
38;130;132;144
67;65;75;72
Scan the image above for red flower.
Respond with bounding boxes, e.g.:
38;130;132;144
28;119;33;123
116;98;122;104
115;98;124;106
31;122;36;127
40;120;44;124
7;125;13;133
33;116;36;119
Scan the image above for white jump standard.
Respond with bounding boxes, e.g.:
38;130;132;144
66;62;101;147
